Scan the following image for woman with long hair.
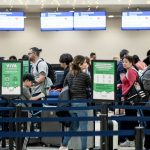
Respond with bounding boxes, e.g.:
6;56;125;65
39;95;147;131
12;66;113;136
59;55;91;150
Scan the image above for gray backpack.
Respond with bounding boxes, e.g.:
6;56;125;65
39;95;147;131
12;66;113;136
141;66;150;92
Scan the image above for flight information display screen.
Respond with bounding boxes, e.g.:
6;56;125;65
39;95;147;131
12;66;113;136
41;12;74;31
122;11;150;30
0;12;24;31
74;11;106;30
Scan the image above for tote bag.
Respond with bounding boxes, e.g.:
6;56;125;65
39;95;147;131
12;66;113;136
56;85;71;127
59;86;70;106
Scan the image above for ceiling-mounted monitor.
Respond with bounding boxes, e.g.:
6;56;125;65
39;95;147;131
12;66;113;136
122;11;150;30
73;11;106;30
0;12;24;31
41;12;74;31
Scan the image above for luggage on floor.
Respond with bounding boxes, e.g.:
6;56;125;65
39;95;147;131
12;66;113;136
68;110;94;150
95;120;118;150
41;109;62;147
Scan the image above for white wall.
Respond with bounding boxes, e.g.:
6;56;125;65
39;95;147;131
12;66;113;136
0;17;149;63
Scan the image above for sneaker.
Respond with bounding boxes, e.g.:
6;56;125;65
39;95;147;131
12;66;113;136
129;140;135;147
120;139;135;147
120;139;131;147
59;146;68;150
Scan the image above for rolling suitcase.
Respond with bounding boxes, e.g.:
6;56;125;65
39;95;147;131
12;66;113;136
95;120;118;150
41;109;62;147
68;110;94;150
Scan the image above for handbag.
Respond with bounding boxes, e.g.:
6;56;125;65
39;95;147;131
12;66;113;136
126;81;148;104
58;86;70;106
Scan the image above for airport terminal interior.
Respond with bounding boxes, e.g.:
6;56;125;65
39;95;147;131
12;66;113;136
0;0;150;150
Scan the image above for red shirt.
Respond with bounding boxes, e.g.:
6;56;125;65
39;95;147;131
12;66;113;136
136;61;147;70
119;67;138;95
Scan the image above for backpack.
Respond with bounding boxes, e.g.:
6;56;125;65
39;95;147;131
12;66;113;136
126;68;147;101
129;67;150;102
140;66;150;92
36;59;56;84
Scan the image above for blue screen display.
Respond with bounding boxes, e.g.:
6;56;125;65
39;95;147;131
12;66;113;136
73;11;106;30
122;11;150;30
0;12;24;31
41;12;74;31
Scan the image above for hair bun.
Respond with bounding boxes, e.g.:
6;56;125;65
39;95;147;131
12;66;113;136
31;47;42;52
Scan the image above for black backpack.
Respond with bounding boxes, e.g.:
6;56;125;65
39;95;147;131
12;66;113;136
36;60;56;84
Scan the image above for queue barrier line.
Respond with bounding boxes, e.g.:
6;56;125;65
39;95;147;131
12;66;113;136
0;99;93;104
0;130;150;138
1;116;150;123
109;104;150;110
0;130;135;137
1;105;150;112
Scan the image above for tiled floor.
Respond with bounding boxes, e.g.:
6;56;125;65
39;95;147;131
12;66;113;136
0;147;139;150
0;145;145;150
26;146;140;150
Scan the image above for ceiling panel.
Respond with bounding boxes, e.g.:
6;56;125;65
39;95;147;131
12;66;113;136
0;0;150;14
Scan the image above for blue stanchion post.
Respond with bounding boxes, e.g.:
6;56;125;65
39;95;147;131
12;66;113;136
9;108;14;150
16;105;22;150
135;126;144;150
100;103;109;150
1;111;6;148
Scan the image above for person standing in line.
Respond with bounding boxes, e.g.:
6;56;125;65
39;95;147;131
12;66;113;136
9;55;17;61
59;55;91;150
20;73;45;102
116;49;129;102
132;54;147;71
139;64;150;150
143;50;150;66
52;53;73;89
117;55;139;147
83;56;91;76
22;54;29;60
116;49;129;141
89;52;96;75
90;52;96;61
28;47;48;98
117;49;129;85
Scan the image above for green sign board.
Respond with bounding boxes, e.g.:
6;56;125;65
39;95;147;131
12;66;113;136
23;60;30;75
92;60;117;102
1;61;22;95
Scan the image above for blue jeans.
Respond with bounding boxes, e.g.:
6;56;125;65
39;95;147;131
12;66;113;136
62;102;88;150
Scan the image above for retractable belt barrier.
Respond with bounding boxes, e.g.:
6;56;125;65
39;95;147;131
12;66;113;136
0;98;150;150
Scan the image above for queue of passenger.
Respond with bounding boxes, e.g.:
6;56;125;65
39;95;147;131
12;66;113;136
0;48;150;150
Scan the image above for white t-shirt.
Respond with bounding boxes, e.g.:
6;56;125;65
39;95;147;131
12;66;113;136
31;58;48;95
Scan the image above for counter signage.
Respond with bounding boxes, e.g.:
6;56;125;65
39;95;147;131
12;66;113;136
92;60;116;102
1;61;22;95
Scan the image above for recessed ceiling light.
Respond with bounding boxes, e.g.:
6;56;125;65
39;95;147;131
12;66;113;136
107;15;114;18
